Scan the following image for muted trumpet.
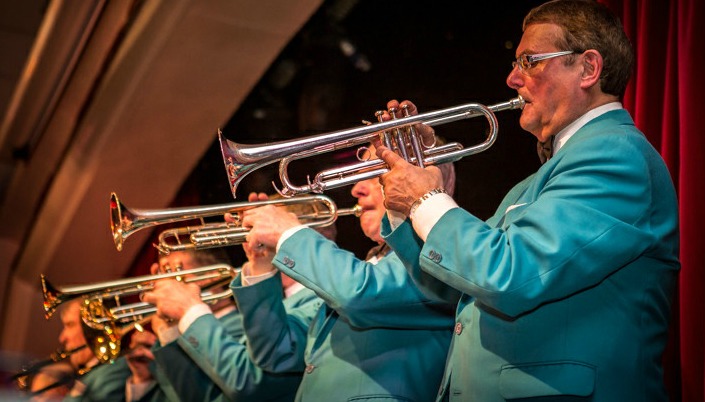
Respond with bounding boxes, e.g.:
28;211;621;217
219;96;525;198
111;192;360;253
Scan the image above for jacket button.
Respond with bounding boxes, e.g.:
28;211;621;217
454;322;463;335
305;364;315;374
282;256;295;268
188;336;200;347
428;250;442;263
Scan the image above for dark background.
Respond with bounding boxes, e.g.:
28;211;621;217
156;0;547;266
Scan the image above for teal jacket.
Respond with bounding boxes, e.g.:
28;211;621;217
152;296;317;402
383;109;680;401
231;232;455;402
62;357;131;402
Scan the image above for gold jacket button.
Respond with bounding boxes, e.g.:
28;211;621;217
454;322;463;335
305;364;315;374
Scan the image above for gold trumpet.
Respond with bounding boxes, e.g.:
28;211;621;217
219;96;525;198
41;264;237;363
110;192;360;253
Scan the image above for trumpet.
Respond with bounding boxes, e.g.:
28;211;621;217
11;345;87;391
219;96;525;198
41;264;237;363
111;192;361;253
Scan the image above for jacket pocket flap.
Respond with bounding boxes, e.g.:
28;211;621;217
499;361;595;399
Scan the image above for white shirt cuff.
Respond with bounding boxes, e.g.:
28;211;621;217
409;192;457;241
241;268;277;286
155;325;180;345
178;303;212;334
386;209;407;230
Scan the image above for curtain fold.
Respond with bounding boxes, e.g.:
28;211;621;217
600;0;705;401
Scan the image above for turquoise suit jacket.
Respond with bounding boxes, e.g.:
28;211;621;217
231;230;455;402
152;296;317;402
382;109;680;401
62;357;131;402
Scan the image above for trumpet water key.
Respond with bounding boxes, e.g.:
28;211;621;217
219;96;525;198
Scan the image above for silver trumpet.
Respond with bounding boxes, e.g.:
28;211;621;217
219;96;525;198
110;192;361;253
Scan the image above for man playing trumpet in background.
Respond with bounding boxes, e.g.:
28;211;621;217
142;225;322;401
58;299;132;401
234;151;457;401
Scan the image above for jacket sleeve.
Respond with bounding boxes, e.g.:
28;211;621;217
230;274;320;374
381;215;463;305
63;357;131;402
153;311;301;401
273;228;456;329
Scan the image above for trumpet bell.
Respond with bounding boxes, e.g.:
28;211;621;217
110;193;130;251
80;299;121;364
41;274;62;319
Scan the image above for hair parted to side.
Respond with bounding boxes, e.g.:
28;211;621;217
524;0;634;98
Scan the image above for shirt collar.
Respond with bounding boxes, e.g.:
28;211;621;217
553;102;622;154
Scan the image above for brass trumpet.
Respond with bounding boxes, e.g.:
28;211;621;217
219;96;525;198
11;345;86;391
41;264;237;363
111;192;361;253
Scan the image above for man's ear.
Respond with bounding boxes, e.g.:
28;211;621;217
579;49;603;89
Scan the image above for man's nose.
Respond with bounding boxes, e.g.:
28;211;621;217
351;181;367;198
506;65;523;90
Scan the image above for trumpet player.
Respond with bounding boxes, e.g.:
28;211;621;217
63;249;232;402
58;299;132;401
376;1;680;401
57;302;97;376
233;149;457;401
141;243;321;401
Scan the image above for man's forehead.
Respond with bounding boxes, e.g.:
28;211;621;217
519;23;564;53
160;251;195;266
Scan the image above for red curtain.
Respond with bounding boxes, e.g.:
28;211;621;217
600;0;705;400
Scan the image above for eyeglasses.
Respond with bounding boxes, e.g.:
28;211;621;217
512;50;575;74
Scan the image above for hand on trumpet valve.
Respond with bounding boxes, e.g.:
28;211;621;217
142;280;203;325
376;143;444;216
239;192;301;250
380;99;437;149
